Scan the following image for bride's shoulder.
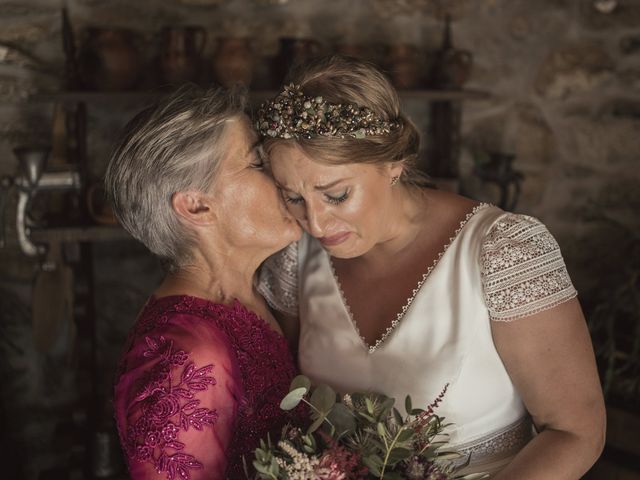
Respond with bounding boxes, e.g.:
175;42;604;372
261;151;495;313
420;189;486;222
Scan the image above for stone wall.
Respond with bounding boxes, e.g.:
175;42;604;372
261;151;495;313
0;0;638;478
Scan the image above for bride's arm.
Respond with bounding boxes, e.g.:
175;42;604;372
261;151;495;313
491;298;605;479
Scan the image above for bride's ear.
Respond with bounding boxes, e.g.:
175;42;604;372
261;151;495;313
172;191;216;226
385;161;404;181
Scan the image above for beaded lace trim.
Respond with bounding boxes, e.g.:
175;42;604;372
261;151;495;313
330;203;490;354
454;416;533;464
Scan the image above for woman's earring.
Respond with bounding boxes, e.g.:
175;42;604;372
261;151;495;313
390;175;400;186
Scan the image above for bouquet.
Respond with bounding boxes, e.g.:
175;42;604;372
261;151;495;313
250;375;487;480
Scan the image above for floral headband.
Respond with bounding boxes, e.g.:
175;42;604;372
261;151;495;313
256;84;400;140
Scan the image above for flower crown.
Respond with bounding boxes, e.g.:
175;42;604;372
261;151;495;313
256;83;400;140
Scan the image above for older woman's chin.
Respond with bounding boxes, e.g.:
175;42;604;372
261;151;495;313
281;215;303;244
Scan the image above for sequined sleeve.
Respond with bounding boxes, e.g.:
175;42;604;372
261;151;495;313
480;213;578;321
257;242;299;316
114;314;242;480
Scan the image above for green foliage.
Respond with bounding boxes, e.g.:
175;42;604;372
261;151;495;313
250;376;489;480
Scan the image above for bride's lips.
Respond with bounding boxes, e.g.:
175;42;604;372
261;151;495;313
319;232;351;246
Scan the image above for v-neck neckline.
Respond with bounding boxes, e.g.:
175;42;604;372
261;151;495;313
327;203;489;354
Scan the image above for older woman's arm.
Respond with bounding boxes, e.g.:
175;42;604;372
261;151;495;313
114;314;243;479
491;298;606;479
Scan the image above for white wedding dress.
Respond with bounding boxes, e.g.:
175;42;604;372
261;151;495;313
258;203;578;475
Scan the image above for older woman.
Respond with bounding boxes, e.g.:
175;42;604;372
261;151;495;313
257;56;605;478
106;85;301;479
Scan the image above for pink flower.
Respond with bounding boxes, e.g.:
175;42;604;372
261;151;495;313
316;454;347;480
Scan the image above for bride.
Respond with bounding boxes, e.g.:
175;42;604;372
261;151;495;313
257;55;606;478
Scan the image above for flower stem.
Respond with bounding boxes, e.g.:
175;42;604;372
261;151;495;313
379;426;407;479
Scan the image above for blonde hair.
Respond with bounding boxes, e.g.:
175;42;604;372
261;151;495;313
263;55;433;188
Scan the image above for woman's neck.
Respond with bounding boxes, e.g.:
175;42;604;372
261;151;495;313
154;246;264;307
359;186;432;265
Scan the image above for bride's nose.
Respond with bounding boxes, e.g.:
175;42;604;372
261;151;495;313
302;202;330;238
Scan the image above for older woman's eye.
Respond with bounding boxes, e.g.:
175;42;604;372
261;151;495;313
250;146;268;169
325;190;349;205
250;159;264;169
280;189;304;205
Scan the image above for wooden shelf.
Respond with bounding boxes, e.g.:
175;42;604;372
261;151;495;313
30;225;131;243
29;88;490;104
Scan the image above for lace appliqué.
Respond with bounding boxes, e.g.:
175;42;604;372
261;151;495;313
482;213;577;321
125;335;218;480
257;242;299;316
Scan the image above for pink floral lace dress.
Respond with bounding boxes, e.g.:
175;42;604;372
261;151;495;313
114;295;300;480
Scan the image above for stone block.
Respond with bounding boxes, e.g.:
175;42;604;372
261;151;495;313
620;68;640;90
514;102;556;167
535;43;614;99
555;115;640;170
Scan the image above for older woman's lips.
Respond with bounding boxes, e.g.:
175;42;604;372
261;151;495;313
319;232;351;246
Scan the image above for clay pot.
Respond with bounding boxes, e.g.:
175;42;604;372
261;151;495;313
386;44;420;89
430;16;473;89
212;37;254;87
79;28;141;91
159;26;206;85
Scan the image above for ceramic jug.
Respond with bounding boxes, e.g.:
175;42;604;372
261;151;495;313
212;37;254;87
386;44;420;89
160;26;206;85
79;28;140;91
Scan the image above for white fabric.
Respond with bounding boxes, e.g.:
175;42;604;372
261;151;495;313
258;204;578;473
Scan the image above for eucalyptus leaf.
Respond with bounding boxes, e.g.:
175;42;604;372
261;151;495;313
289;374;311;393
280;387;307;410
327;403;357;437
307;414;325;434
309;384;336;413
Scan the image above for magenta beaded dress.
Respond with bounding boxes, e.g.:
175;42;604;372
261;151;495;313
114;294;300;480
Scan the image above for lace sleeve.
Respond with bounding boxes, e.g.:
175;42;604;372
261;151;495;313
257;242;299;316
481;213;578;321
114;315;242;479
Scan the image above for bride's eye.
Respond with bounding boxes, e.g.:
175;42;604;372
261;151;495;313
325;189;349;205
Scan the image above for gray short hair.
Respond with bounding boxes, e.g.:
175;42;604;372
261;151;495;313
105;85;247;270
